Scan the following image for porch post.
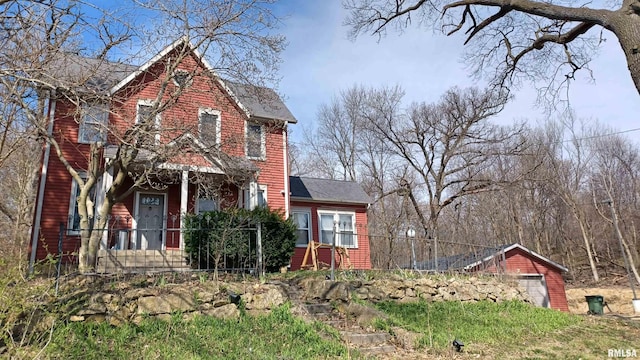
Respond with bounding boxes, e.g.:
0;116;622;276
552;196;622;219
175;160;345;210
180;169;189;250
98;167;113;250
249;177;258;210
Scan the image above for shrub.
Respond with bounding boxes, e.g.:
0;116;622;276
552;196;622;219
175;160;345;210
184;207;296;273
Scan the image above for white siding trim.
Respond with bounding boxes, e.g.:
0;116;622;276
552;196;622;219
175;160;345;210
29;93;55;273
282;125;289;218
180;170;189;250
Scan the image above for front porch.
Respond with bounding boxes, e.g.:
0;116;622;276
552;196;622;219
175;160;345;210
59;216;260;274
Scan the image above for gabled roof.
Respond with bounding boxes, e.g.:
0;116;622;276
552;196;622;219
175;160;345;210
414;243;568;272
48;37;296;123
289;176;371;205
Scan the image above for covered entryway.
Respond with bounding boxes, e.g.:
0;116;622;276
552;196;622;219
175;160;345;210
135;193;166;250
517;274;550;308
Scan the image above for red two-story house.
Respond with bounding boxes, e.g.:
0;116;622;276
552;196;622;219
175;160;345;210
28;37;372;272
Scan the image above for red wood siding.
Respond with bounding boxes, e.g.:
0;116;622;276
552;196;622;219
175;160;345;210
485;248;569;312
32;47;287;260
289;201;371;270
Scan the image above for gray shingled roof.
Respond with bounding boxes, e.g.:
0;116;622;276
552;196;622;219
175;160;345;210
225;81;297;123
289;176;371;205
43;53;137;93
45;50;295;123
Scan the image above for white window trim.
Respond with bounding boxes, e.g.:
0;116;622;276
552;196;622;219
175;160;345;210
245;122;266;160
198;107;221;146
137;99;161;144
291;208;312;248
317;210;358;249
78;102;109;144
241;183;267;209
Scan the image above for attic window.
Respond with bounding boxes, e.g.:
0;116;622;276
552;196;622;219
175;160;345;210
172;70;191;88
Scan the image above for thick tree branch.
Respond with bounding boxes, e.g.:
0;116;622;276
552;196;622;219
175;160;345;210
443;0;609;24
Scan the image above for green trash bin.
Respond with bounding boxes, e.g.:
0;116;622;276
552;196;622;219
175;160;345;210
585;295;605;315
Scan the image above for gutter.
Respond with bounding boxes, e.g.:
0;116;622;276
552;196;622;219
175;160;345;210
29;90;56;274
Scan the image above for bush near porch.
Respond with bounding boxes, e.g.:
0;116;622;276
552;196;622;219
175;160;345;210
183;207;297;272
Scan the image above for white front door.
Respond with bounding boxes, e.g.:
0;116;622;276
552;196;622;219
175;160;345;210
136;193;166;250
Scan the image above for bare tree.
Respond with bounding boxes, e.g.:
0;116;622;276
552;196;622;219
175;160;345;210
302;86;371;181
590;133;640;285
362;87;526;250
1;0;285;273
344;0;640;103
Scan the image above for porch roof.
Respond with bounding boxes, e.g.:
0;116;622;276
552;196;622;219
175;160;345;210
103;143;258;175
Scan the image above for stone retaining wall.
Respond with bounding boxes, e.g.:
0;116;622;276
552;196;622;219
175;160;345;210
67;274;532;325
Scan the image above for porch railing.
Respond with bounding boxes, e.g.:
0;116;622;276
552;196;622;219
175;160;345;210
55;218;261;275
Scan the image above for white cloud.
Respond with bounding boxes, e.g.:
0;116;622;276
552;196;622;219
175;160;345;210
279;2;640;143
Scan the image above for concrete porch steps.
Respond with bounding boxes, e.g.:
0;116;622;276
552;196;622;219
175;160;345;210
96;249;190;273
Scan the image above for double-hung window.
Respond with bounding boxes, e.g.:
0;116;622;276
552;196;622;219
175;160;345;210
68;174;95;235
318;211;357;248
137;100;160;144
246;123;265;159
196;186;218;214
242;184;267;209
78;103;108;144
199;108;221;146
291;210;311;247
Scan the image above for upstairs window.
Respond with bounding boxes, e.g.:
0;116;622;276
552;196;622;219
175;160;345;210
246;123;265;159
199;108;221;146
78;103;108;144
137;100;160;144
172;70;192;88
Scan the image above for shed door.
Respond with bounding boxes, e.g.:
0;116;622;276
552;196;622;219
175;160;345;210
517;275;549;308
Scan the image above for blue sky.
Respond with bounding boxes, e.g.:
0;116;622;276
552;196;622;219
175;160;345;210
276;2;640;144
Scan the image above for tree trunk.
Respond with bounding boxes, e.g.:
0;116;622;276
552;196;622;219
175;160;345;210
577;215;600;282
611;13;640;95
610;203;640;285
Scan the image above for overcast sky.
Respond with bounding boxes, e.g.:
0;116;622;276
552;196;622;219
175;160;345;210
277;2;640;144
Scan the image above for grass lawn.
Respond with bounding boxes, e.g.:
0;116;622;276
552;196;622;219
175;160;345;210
42;305;356;360
373;299;640;359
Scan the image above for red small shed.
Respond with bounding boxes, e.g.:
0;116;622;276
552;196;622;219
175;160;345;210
469;243;569;311
425;243;569;311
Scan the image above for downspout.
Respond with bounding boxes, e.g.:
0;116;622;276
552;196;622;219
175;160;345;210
282;123;289;218
29;89;56;274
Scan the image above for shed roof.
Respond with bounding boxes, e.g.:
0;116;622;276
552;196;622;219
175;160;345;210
414;243;568;273
289;176;371;205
